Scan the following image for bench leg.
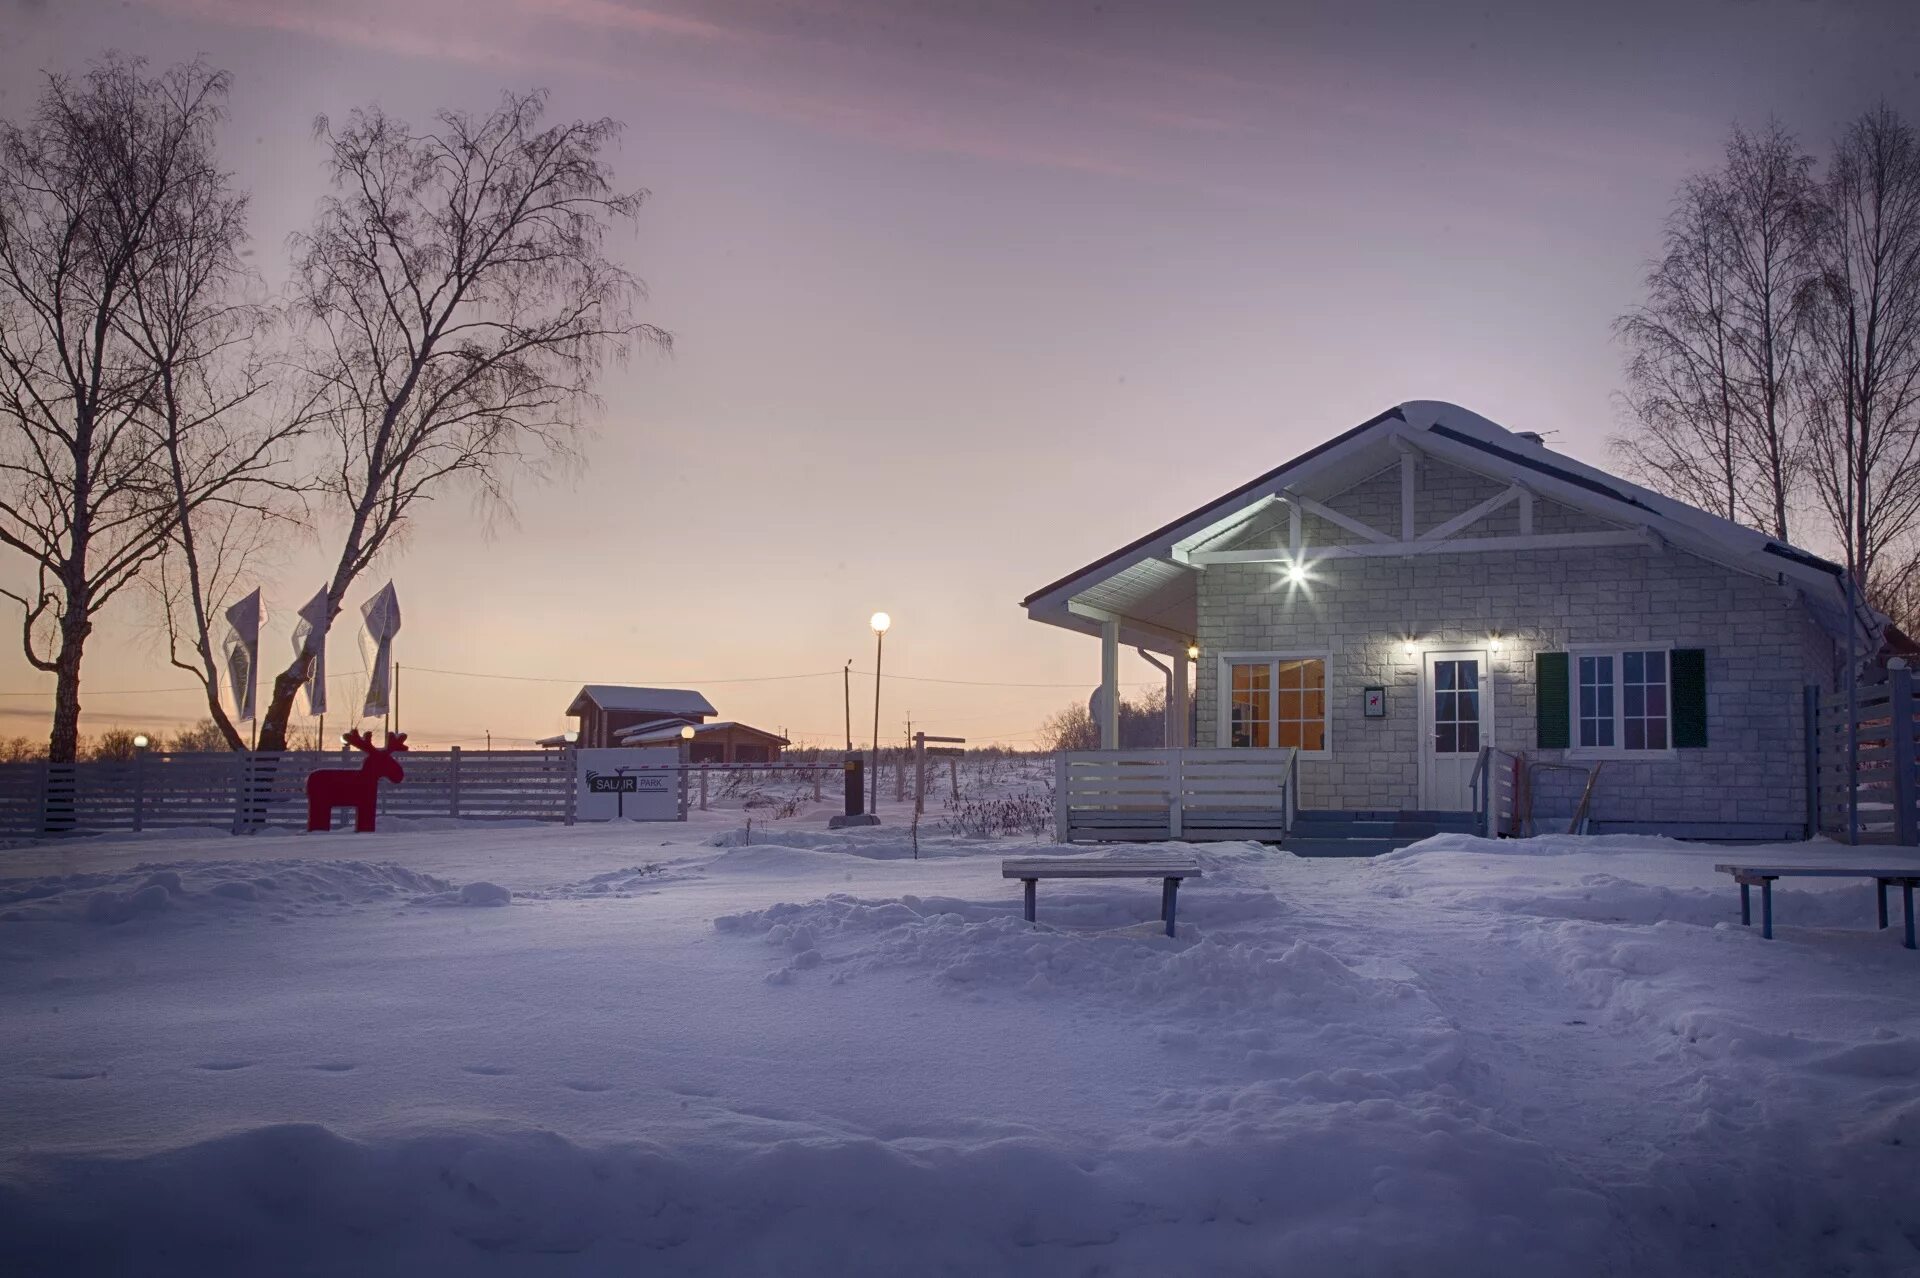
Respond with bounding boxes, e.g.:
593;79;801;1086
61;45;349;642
1762;878;1773;940
1163;878;1179;938
1023;878;1036;925
1740;881;1751;926
1878;880;1890;930
1905;885;1915;952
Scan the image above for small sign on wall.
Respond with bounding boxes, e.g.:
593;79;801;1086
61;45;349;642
1363;686;1387;718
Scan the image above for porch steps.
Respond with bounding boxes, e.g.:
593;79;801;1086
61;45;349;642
1285;809;1479;858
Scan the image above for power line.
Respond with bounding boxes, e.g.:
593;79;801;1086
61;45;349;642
0;668;370;697
403;665;845;686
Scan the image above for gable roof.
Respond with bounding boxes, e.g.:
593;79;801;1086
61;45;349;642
565;685;718;718
1024;399;1873;651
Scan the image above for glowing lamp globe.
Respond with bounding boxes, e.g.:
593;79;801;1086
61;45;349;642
870;611;891;634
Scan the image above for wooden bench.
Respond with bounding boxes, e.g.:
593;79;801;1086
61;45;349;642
1002;857;1201;937
1714;864;1920;949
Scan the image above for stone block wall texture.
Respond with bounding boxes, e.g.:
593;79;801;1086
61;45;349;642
1193;460;1840;831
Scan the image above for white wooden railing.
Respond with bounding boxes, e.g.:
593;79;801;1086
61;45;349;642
1470;746;1523;837
1053;747;1298;844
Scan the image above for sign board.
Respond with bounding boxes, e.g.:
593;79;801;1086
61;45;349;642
576;747;682;821
1363;686;1387;718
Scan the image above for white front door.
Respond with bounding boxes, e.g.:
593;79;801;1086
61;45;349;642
1421;650;1491;811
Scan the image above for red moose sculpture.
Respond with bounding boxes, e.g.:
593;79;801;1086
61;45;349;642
306;729;409;832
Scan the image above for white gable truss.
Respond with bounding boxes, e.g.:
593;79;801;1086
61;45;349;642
1023;400;1875;656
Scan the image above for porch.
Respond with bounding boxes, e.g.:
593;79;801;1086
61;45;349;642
1053;744;1516;849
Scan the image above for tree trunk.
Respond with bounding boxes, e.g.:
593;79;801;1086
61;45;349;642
46;610;91;764
254;660;313;754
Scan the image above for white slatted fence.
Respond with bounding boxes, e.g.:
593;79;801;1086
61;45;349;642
1053;748;1298;843
1811;668;1920;846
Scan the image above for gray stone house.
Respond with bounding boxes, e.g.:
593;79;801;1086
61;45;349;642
1023;401;1876;840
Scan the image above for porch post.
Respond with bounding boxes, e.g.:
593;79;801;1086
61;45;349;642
1171;646;1191;749
1100;618;1120;750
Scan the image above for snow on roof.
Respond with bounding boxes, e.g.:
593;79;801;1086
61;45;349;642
565;685;718;717
616;720;790;746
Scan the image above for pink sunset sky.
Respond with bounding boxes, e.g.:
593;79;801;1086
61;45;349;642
2;0;1917;748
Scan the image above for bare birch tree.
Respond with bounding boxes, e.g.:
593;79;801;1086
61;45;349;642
1612;172;1747;522
1613;123;1819;538
0;58;232;761
252;90;667;751
1719;121;1819;540
1802;105;1920;593
117;109;318;751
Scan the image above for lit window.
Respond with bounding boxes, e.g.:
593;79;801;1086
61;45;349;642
1229;662;1271;748
1225;656;1328;752
1575;648;1669;752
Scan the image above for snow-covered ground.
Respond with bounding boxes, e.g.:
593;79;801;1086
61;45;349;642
3;780;1919;1276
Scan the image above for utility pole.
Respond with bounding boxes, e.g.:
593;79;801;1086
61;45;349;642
843;660;853;754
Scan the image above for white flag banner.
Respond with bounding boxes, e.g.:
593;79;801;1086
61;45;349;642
359;581;402;718
222;588;262;722
292;587;331;717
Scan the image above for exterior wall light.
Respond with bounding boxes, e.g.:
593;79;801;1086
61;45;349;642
1403;639;1417;658
680;725;696;740
1285;561;1308;585
1186;643;1200;661
1490;636;1503;652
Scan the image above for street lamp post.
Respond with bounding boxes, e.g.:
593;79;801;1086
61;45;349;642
869;612;890;812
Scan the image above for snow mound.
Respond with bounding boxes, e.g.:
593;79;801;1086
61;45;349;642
0;1114;1624;1277
713;886;1405;1025
703;826;997;860
1379;832;1703;860
0;859;458;925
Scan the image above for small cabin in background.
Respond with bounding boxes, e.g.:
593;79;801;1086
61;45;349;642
560;685;788;762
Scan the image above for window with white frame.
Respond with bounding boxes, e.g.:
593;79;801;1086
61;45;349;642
1575;647;1669;752
1224;655;1327;752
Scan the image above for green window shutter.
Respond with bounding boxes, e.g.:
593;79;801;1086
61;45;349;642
1535;652;1569;749
1671;648;1708;748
